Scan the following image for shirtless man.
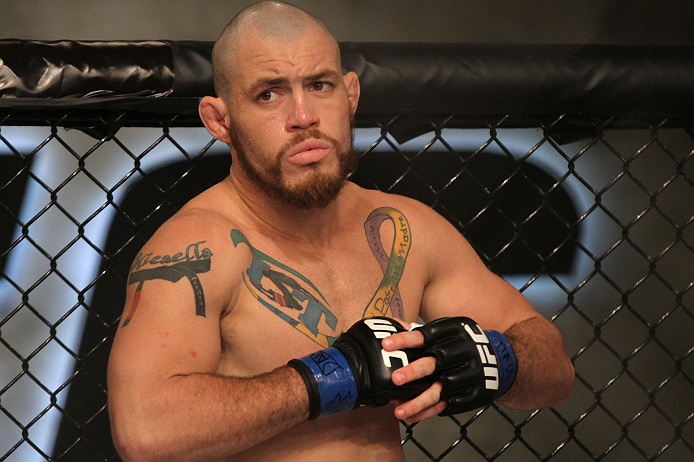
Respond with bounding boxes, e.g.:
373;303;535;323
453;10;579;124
107;2;574;461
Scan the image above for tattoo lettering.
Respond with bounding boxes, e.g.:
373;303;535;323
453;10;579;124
122;241;213;327
132;242;213;270
232;230;339;348
363;207;411;319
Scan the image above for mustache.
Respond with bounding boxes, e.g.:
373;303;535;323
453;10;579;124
278;129;340;158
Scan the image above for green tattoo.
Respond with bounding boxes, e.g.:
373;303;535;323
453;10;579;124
232;230;339;347
232;207;411;347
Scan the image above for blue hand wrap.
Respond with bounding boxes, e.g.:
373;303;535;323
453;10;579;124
294;347;359;418
484;330;518;398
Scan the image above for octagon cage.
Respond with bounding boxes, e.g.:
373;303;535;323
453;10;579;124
1;41;693;461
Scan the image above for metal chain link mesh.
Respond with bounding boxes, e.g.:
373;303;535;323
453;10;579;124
0;109;692;461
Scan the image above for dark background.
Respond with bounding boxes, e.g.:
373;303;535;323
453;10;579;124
1;0;693;45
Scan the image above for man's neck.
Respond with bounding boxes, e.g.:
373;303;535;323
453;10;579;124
224;170;350;248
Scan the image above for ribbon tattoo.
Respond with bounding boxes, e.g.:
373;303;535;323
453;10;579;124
363;207;411;320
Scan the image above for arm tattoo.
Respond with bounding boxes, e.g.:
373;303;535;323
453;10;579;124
122;241;213;327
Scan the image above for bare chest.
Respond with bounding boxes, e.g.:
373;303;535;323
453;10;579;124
218;221;424;376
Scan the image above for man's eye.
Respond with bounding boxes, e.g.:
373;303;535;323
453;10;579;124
258;90;279;102
311;82;331;92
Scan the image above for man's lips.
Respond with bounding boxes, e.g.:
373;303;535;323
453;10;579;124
285;138;333;165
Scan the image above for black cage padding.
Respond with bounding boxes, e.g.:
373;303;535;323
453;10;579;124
2;40;694;120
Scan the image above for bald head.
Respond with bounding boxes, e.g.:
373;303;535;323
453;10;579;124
212;1;340;99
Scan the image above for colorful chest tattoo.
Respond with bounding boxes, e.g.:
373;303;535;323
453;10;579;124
233;207;412;347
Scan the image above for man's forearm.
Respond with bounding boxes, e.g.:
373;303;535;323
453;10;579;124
110;366;309;462
496;316;574;409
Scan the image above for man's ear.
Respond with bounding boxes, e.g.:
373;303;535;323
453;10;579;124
343;71;360;116
199;96;231;144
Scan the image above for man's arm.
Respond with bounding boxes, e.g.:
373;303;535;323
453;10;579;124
381;204;574;422
107;214;310;462
110;367;310;461
495;315;574;409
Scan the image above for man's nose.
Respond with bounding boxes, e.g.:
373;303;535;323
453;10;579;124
287;92;319;130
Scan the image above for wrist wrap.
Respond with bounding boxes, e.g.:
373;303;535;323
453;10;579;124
288;347;358;420
483;330;517;398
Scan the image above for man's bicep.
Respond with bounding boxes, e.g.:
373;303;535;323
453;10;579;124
109;236;232;386
418;214;538;332
106;259;227;450
113;277;222;375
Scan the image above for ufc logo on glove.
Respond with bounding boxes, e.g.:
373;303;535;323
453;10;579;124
415;317;518;415
464;323;500;391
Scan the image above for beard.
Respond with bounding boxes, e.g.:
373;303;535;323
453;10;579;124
228;122;359;210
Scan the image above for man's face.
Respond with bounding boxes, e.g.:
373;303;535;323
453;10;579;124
228;123;357;209
223;25;359;209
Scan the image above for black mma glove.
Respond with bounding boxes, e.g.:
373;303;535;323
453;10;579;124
415;317;518;416
288;317;432;420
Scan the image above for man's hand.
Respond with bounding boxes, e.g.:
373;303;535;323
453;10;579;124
383;317;518;422
288;317;433;419
382;327;442;421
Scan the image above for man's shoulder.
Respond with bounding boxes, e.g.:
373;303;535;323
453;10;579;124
347;182;421;207
345;183;446;227
135;185;242;265
345;183;471;268
156;205;234;244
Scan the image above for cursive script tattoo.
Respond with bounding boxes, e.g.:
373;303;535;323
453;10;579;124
122;241;213;327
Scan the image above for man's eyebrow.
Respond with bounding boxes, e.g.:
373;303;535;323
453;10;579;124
247;70;342;94
248;77;290;94
304;70;341;82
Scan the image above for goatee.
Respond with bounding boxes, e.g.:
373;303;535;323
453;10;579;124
229;125;358;210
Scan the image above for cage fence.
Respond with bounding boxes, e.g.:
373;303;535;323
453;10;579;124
1;41;694;462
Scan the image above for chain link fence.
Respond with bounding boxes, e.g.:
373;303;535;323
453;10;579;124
1;43;694;462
